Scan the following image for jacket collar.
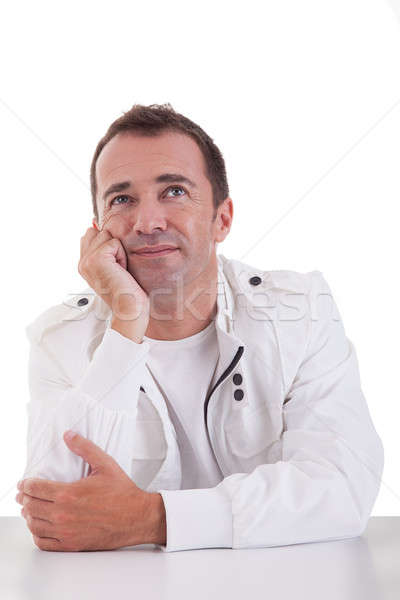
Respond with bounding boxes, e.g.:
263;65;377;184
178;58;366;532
211;255;246;384
93;253;243;341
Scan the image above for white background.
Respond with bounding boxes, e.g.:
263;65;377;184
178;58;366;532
1;0;399;517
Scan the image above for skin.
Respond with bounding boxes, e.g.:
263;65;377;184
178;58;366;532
16;130;234;551
94;130;233;340
16;432;166;551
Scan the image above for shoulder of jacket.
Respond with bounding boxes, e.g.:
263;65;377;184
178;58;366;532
219;254;325;296
25;287;98;345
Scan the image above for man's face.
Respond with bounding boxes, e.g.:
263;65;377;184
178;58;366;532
95;131;232;294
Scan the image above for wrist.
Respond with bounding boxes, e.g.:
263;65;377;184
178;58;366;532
146;492;167;546
111;316;145;344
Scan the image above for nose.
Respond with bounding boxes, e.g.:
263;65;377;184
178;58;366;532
131;198;168;235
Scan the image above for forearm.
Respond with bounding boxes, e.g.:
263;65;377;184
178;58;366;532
23;327;150;482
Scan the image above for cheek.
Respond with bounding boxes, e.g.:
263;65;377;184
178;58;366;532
100;212;128;236
184;215;213;241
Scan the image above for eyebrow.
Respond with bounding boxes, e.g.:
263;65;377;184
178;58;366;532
102;173;198;203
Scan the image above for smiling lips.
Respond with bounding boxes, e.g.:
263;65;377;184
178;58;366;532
134;245;179;257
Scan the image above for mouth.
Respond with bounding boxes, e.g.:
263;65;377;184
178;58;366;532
133;247;179;258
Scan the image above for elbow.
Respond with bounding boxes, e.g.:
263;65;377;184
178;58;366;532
341;438;384;539
320;433;384;542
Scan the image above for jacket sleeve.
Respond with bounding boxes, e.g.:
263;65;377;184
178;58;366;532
21;325;151;483
155;271;384;552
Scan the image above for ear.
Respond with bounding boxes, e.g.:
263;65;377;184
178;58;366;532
214;197;233;243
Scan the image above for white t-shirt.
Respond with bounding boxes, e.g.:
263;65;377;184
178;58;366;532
143;320;223;490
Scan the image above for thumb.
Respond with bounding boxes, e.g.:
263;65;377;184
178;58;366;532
63;430;113;474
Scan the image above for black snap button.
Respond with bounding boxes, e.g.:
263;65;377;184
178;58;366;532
233;373;243;385
77;297;89;306
234;389;244;401
249;276;262;286
140;385;145;392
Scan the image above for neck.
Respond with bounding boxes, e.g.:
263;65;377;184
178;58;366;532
144;259;219;341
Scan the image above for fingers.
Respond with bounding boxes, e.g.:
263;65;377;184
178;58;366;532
79;226;112;261
98;208;113;232
32;535;63;551
27;516;59;540
18;494;54;517
80;227;97;258
114;238;128;271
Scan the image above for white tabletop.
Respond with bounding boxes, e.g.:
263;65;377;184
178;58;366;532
1;516;398;599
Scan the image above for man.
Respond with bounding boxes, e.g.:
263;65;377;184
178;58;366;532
16;103;384;553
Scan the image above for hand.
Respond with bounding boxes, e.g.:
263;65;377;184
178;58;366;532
15;431;166;551
78;226;150;338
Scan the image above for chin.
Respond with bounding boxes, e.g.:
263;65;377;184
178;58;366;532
129;262;185;288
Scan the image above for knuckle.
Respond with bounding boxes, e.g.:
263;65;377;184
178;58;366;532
78;259;89;275
57;529;74;547
29;521;40;535
82;254;93;269
24;498;33;511
33;535;45;550
24;483;33;495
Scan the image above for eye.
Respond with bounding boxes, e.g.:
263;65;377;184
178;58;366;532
164;185;186;198
109;194;130;207
109;185;186;207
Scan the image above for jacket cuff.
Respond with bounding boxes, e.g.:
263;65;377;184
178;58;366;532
154;487;233;552
77;326;150;401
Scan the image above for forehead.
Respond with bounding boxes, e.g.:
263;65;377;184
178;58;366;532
96;130;208;190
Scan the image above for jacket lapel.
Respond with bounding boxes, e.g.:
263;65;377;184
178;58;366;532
212;256;246;387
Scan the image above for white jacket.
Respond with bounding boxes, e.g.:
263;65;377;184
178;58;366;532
21;254;384;552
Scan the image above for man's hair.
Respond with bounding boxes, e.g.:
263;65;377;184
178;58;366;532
90;102;230;223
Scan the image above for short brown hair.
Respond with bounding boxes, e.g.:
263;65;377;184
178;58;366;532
90;102;230;222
